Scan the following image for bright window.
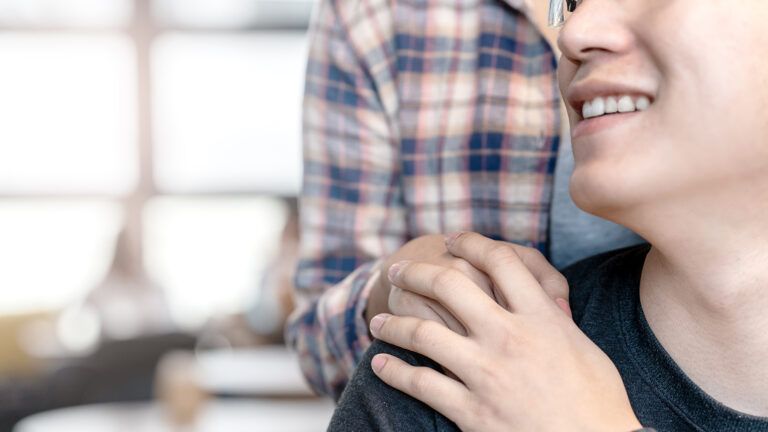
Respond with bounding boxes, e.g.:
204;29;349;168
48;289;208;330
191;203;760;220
152;33;306;195
143;197;288;329
0;200;122;314
0;0;314;328
0;34;138;195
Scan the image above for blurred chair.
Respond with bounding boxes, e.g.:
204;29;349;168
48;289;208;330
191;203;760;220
0;332;196;430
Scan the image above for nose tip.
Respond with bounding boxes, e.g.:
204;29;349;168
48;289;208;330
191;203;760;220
557;0;634;64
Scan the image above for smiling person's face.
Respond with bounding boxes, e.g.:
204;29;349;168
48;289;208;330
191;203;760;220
557;0;768;222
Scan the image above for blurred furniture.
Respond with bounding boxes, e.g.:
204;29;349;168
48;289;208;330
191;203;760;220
0;333;196;431
0;312;52;376
196;346;314;398
13;346;333;431
13;399;335;432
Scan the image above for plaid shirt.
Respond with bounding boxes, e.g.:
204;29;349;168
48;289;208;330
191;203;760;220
287;0;560;400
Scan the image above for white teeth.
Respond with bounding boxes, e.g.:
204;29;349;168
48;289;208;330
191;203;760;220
582;94;652;119
617;96;635;113
591;97;605;118
635;96;650;111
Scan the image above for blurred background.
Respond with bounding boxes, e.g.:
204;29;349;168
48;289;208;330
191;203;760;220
0;0;332;430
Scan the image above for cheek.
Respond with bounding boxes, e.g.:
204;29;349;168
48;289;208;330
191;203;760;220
664;77;768;182
570;121;768;221
557;59;578;107
646;1;768;167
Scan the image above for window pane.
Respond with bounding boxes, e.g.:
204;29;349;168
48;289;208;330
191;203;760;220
152;0;315;29
143;197;288;329
0;200;122;314
152;33;305;195
0;0;133;27
0;34;138;195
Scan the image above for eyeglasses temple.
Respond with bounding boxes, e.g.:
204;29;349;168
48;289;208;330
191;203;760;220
548;0;565;27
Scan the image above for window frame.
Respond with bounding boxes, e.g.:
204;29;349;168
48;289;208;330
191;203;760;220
0;0;310;289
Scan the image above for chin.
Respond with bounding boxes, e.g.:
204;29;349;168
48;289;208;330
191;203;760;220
569;166;642;224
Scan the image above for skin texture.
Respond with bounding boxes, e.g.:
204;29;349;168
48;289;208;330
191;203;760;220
370;233;641;432
366;234;493;334
366;234;569;335
369;0;768;427
559;0;768;415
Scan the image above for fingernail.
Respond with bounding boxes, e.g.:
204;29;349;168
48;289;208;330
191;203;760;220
369;313;391;336
371;354;388;373
444;232;464;248
388;261;409;282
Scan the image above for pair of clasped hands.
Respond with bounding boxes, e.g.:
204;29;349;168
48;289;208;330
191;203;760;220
365;232;641;432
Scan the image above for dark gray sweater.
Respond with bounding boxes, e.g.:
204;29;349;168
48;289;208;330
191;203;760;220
328;245;768;431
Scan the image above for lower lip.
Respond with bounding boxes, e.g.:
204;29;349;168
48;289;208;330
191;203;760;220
571;111;642;140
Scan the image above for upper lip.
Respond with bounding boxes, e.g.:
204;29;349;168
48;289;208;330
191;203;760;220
565;79;656;118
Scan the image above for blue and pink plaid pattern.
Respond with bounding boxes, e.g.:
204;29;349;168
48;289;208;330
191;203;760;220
287;0;561;400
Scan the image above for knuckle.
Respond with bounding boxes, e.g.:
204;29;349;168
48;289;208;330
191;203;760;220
498;319;526;352
409;369;431;396
543;274;569;298
447;259;493;295
410;320;436;348
474;358;499;386
449;257;476;276
431;268;460;294
448;231;481;251
552;273;569;291
514;244;549;268
521;245;546;260
447;256;466;270
486;243;520;265
552;271;568;286
449;231;469;246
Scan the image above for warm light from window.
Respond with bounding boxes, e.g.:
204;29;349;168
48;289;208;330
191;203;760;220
0;34;138;195
143;197;288;329
0;200;122;314
152;33;306;195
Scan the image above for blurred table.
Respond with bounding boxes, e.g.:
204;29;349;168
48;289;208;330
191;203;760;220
14;399;336;432
195;346;314;398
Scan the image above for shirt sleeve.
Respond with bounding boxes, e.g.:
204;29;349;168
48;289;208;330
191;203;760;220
285;0;406;400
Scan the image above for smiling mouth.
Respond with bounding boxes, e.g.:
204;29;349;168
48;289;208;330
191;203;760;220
580;95;652;120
